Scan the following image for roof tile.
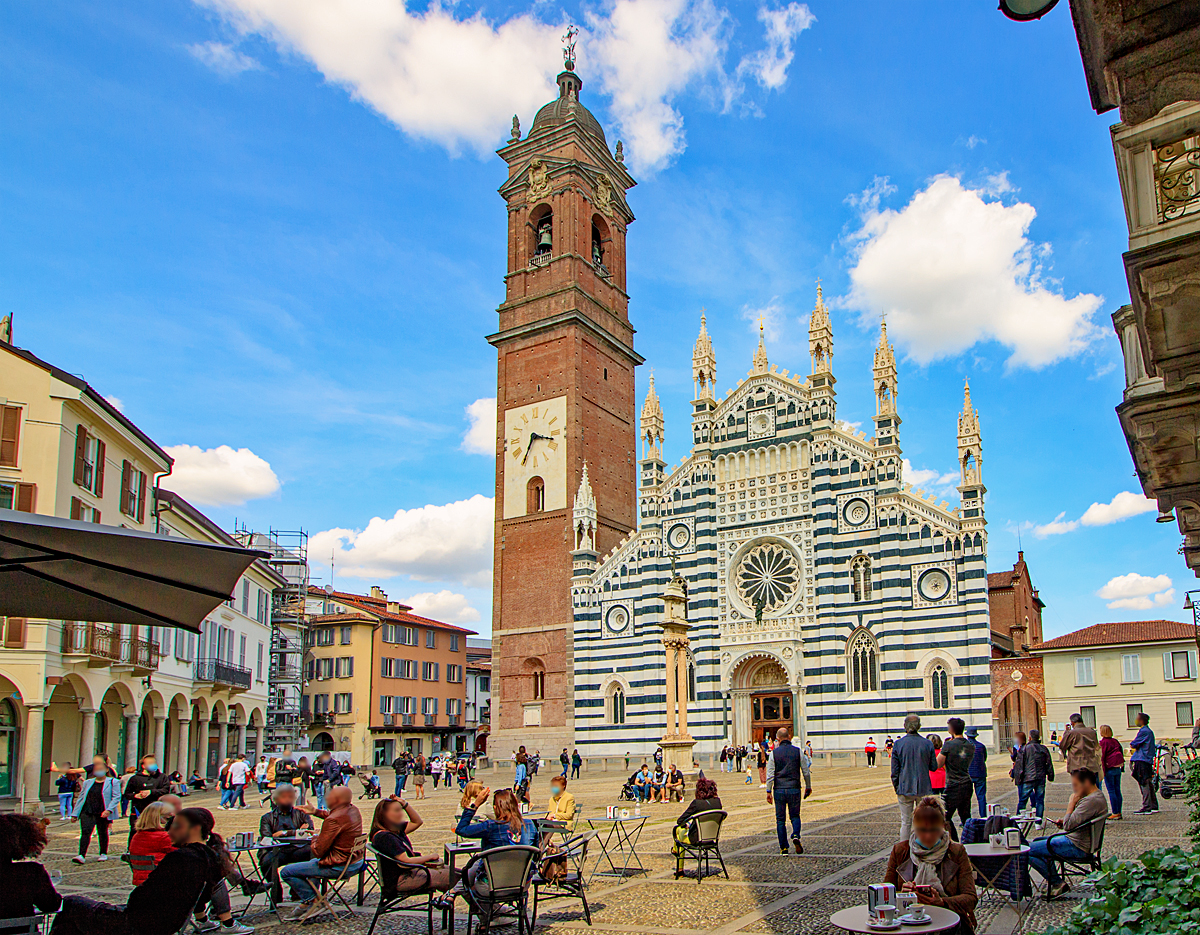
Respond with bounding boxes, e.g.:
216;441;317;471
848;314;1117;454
1031;620;1195;651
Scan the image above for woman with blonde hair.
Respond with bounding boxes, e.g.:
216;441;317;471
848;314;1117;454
128;801;177;884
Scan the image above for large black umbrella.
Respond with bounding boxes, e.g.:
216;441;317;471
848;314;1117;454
0;509;269;632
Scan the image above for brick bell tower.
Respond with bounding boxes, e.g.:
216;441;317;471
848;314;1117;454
487;33;641;756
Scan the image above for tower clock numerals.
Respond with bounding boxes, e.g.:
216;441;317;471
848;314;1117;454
502;396;569;519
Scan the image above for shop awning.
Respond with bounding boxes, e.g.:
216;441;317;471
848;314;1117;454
0;509;269;633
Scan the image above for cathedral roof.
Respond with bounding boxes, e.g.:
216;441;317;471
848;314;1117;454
530;68;607;145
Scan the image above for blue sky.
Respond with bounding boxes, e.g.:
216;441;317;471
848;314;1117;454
1;0;1188;637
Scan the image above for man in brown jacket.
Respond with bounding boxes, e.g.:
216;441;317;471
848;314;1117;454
280;786;364;919
1059;714;1102;776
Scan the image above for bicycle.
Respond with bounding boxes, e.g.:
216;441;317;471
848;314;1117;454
1155;742;1186;798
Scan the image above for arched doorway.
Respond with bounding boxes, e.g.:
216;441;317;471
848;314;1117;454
0;699;18;797
997;689;1041;750
730;655;795;746
312;732;334;752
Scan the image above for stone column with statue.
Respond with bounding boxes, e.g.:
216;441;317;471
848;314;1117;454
659;565;697;772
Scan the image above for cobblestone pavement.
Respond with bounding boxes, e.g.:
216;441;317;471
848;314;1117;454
34;759;1190;935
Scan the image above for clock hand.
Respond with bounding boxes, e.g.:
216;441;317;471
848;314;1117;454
522;432;552;465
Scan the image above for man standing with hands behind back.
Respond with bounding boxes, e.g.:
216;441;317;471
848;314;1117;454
765;727;812;855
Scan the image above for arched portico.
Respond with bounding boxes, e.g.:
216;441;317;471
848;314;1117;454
727;650;803;748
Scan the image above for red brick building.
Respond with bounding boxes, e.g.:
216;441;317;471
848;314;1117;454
987;552;1046;748
488;60;642;753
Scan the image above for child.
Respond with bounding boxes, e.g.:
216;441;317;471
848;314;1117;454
369;771;381;795
127;801;176;884
55;763;78;820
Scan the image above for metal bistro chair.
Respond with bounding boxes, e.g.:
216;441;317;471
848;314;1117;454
120;852;158;882
673;810;729;884
531;831;594;927
460;845;540;935
1048;814;1108;888
296;833;369;923
365;843;437;935
0;914;57;935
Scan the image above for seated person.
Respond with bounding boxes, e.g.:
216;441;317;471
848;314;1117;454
545;775;576;824
665;765;686;802
369;797;452;899
189;770;207;791
650;765;667;803
53;808;223;935
279;786;365;921
257;784;314;904
633;765;651;802
455;786;536;848
0;812;61;930
884;797;977;935
1028;768;1109;899
128;802;176;884
674;776;722;846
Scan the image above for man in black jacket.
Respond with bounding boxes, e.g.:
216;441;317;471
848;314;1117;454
259;785;315;905
123;755;172;842
1013;728;1055;819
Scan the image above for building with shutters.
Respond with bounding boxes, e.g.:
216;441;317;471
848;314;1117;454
1030;620;1200;746
0;329;285;804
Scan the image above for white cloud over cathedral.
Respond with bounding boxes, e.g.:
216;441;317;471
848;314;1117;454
1097;572;1174;611
844;175;1105;369
1033;490;1157;538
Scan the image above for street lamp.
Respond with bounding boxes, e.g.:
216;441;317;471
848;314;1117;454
998;0;1060;21
1183;590;1200;655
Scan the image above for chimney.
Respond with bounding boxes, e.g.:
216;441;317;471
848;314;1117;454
386;601;401;615
370;586;387;600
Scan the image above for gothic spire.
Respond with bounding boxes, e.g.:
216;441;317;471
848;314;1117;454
641;371;665;461
692;311;716;400
809;281;834;380
752;315;769;374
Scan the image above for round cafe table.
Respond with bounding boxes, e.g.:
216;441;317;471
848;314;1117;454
830;905;960;934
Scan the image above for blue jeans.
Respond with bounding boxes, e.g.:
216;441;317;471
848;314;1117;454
279;858;365;902
395;774;408;796
1028;836;1090;887
972;778;987;818
774;789;803;851
220;786;235;808
634;784;649;802
58;793;74;819
1104;767;1124;816
1021;782;1046;818
315;781;327;811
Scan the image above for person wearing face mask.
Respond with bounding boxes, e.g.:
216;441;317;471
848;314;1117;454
70;755;121;863
124;754;172;844
545;775;575;823
884;796;977;935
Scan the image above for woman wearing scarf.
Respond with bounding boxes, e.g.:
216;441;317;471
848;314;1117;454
884;796;977;935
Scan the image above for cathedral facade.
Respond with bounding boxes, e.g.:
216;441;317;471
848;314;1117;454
568;303;994;754
488;52;993;757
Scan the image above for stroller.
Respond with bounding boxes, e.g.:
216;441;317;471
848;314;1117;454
358;772;382;799
1156;743;1186;799
618;771;640;801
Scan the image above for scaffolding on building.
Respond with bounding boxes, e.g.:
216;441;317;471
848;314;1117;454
233;527;309;753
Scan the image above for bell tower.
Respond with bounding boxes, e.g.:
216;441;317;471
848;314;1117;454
488;32;642;754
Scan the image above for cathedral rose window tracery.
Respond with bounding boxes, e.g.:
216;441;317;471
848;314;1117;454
735;542;800;614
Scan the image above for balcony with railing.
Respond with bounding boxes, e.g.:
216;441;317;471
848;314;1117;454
119;638;159;673
307;712;334;727
194;657;253;691
447;715;460;727
61;622;122;665
424;714;438;727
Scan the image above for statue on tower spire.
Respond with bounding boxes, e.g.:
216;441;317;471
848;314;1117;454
562;24;578;70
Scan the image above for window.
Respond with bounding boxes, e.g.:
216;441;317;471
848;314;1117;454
1079;705;1096;729
336;657;354;678
315;627;335;646
314;694;330;714
315;658;334;680
119;460;147;523
931;665;950;710
1127;704;1143;729
400;696;416;715
241;580;250;616
256;642;264;682
69;497;100;523
447;664;463;683
851;554;872;602
1122;653;1142;683
334;693;352;714
422;661;439;681
305;659;314;680
2;617;26;649
381;658;394;678
400;659;417;679
257;590;269;625
71;426;105;495
380;695;394;714
424;629;435;649
450;634;460;652
239;634;246;668
1165;650;1198;680
1075;656;1095;687
847;629;879;694
404;626;418;646
688;661;696;702
610;687;626;724
0;406;21;467
478;675;490;692
446;698;462;716
301;694;310;714
340;626;352;645
527;476;545;513
533;670;546;700
1178;701;1194;728
0;481;36;513
421;697;439;715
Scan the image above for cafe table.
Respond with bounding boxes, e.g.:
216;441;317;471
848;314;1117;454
226;838;300;917
441;841;483;931
585;815;648;884
829;905;959;933
964;842;1032;934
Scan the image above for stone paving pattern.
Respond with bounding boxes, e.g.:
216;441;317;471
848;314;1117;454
33;758;1190;935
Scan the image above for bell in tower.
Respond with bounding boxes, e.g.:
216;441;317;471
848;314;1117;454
536;216;553;255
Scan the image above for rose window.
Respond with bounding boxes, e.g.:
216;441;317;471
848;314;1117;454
735;542;800;614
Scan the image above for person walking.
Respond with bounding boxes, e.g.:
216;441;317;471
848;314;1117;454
228;754;252;809
392;751;410;798
559;748;570;777
938;719;975;841
865;737;877;768
1012;728;1054;819
70;755;121;863
756;743;769;788
413;754;427;800
1129;712;1158;814
255;756;269;795
1059;713;1101;776
570;749;582;779
124;754;171;841
1098;724;1124;820
765;726;812;855
719;745;729;773
891;715;937;841
965;727;988;818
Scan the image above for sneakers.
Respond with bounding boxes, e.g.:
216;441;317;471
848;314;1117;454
192;920;220;933
1134;808;1153;815
779;848;789;855
220;922;254;934
281;903;313;923
1047;881;1071;900
97;853;108;861
792;838;804;855
72;855;85;864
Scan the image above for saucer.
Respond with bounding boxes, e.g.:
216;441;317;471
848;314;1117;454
899;914;932;926
867;922;903;931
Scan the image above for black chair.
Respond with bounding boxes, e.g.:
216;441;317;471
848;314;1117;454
1047;814;1107;887
531;831;594;927
119;853;157;881
0;914;56;935
365;844;436;935
460;845;540;935
673;810;728;883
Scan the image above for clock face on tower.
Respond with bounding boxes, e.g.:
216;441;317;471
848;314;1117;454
503;396;569;518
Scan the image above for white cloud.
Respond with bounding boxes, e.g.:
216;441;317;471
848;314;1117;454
1097;572;1175;611
187;40;263;76
901;458;957;491
461;397;497;456
844;175;1104;368
310;494;494;588
1033;491;1157;538
402;589;481;624
104;395;125;412
195;0;812;172
162;444;281;506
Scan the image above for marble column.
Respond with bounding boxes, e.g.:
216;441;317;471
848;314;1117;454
176;712;190;777
153;715;167;766
21;704;47;808
237;724;247;757
124;714;141;771
79;708;98;765
217;720;229;763
664;644;678;737
676;649;689;738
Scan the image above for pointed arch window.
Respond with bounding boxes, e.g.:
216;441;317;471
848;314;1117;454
847;629;879;694
609;685;626;724
851;554;872;602
930;665;950;710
